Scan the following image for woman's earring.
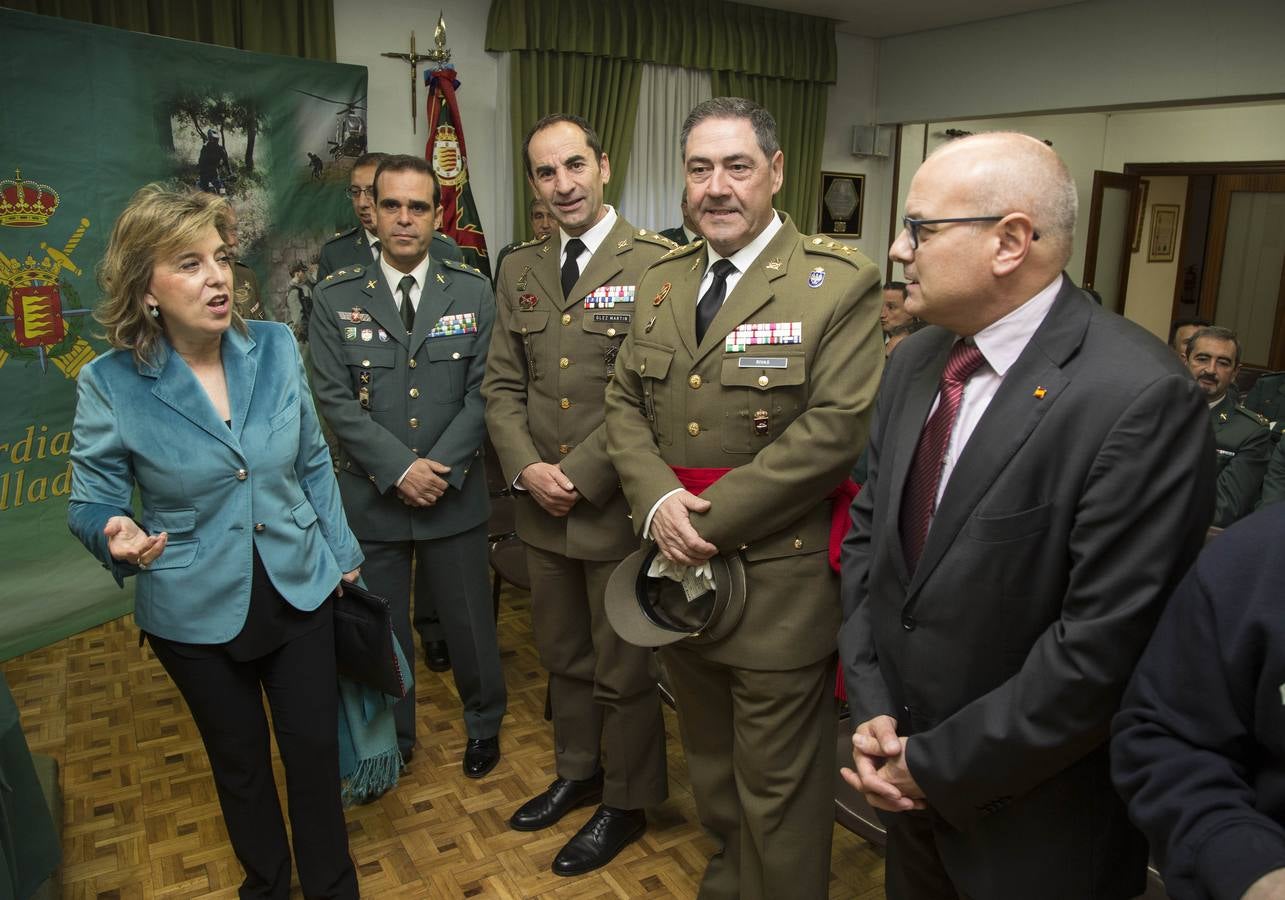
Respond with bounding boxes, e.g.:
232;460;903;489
149;306;160;319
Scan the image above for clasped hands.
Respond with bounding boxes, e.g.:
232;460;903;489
397;457;451;507
651;491;717;566
518;461;580;517
840;714;928;812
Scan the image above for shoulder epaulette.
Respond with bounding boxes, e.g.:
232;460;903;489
656;238;704;263
443;258;485;279
803;235;867;267
320;264;365;287
1235;405;1271;426
324;226;359;244
634;228;678;249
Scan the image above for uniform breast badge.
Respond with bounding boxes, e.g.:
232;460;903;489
516;266;531;291
518;293;539;310
807;267;825;288
653;282;671;307
754;410;770;435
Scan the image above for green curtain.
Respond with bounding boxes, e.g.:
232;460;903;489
508;50;642;228
487;0;835;84
711;72;830;231
1;0;336;60
488;0;835;234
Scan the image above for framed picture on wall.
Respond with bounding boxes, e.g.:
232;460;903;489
818;172;864;238
1148;204;1180;263
1131;179;1150;252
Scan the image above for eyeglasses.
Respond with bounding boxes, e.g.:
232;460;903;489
346;186;375;199
901;215;1040;249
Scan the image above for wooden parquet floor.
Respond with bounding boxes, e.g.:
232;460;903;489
2;582;886;899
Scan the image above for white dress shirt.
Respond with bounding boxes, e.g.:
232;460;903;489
560;206;618;273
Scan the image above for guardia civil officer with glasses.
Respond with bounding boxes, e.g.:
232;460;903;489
318;151;461;281
310;154;505;779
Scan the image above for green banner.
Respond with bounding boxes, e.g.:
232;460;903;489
0;9;368;659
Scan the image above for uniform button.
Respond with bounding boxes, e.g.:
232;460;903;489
361;359;371;367
607;327;617;337
560;398;571;409
409;359;417;368
253;523;266;533
520;326;529;335
640;361;647;374
689;374;702;389
560;357;570;368
409;417;419;428
901;613;917;631
235;468;248;481
558;444;570;454
451;351;461;360
561;313;572;326
793;538;804;549
409;388;420;398
758;375;770;387
687;421;701;436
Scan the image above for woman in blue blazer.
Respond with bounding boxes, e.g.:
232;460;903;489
68;186;364;899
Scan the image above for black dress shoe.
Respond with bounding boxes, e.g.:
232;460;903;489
424;640;451;672
508;772;604;831
552;805;646;876
463;736;501;779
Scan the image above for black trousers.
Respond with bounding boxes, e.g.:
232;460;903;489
149;609;358;900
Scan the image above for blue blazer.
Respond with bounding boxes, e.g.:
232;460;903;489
68;321;364;644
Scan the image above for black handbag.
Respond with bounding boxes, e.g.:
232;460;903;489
333;581;407;698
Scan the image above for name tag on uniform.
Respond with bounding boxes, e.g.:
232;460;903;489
738;357;788;368
584;285;636;308
593;313;631;323
725;322;802;353
427;312;478;338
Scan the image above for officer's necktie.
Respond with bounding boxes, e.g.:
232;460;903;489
561;238;586;299
899;340;986;571
696;259;737;343
370;239;381;262
398;274;416;333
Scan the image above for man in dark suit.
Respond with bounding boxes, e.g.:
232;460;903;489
310;154;505;778
838;132;1215;900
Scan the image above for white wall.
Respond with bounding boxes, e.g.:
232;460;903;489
1102;102;1285;169
876;0;1285;124
333;0;510;245
819;33;892;268
1122;175;1187;338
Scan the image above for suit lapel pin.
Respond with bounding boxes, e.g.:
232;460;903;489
765;257;783;271
653;282;671;307
366;279;378;289
644;316;656;333
617;239;629;250
1220;411;1229;422
436;273;446;284
690;257;702;272
1033;386;1047;399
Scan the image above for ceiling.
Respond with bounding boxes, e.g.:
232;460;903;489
735;0;1088;37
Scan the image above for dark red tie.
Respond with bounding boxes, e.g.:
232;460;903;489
900;340;987;571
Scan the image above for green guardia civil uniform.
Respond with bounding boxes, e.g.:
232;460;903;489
1244;371;1285;442
318;226;462;281
482;212;674;810
1211;392;1273;527
604;214;884;900
309;257;504;754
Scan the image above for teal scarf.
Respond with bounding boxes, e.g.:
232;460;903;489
337;639;413;806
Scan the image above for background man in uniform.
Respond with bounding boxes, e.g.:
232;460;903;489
1169;315;1211;359
880;280;915;336
1185;326;1271;527
1245;368;1285;442
658;189;701;246
492;197;555;283
483;113;672;876
223;201;266;321
839;132;1214;900
310;154;505;778
318;152;463;281
605;97;883;899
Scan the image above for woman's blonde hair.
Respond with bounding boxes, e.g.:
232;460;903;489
95;184;245;365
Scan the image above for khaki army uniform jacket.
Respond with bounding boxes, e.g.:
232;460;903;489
1211;392;1272;527
309;258;493;542
483;215;675;561
232;261;268;321
604;215;883;670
